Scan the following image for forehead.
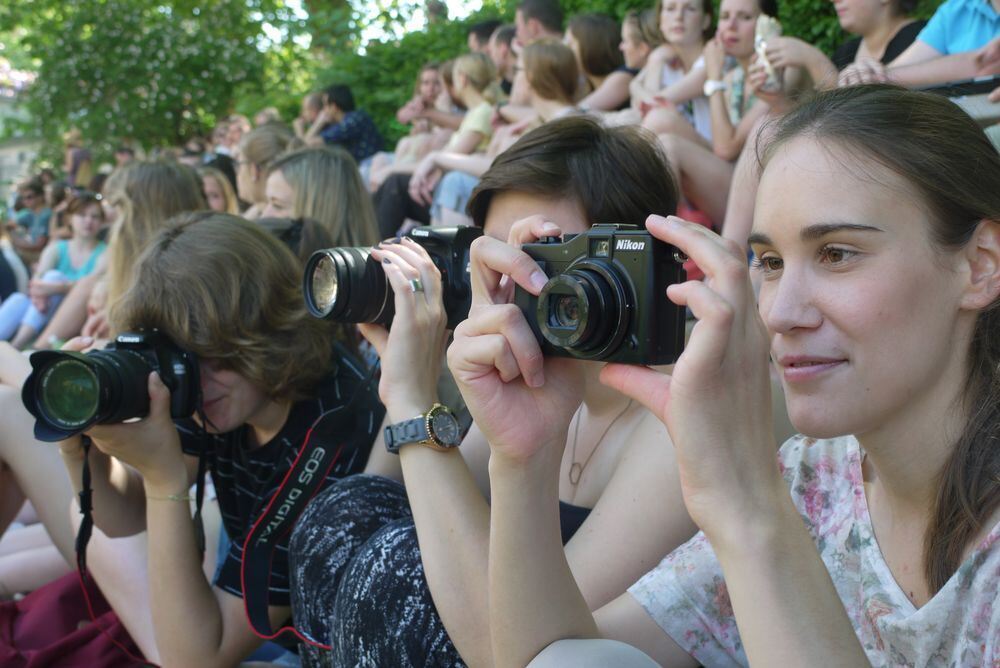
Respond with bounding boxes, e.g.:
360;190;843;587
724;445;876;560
720;0;758;13
483;191;589;240
753;136;930;244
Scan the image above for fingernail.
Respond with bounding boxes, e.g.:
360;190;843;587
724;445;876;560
383;257;392;264
79;336;93;345
530;270;547;291
529;371;545;388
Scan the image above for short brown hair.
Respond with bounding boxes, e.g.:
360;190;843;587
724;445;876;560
523;38;579;104
109;212;336;401
468;116;678;228
567;14;624;78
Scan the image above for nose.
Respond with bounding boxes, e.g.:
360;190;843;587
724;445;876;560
759;266;823;334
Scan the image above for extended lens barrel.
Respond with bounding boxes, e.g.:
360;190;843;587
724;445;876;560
303;247;394;325
34;358;101;430
536;263;629;359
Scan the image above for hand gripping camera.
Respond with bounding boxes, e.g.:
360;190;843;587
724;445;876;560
21;331;200;442
302;225;483;329
513;224;687;365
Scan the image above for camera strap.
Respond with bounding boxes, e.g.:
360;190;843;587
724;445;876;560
240;358;380;650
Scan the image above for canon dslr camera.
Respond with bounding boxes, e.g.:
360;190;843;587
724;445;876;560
513;224;686;365
303;225;482;329
21;331;200;442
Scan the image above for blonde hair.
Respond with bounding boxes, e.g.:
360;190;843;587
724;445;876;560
267;146;379;246
523;38;579;104
197;166;240;215
453;52;502;104
239;122;297;171
109;212;336;400
625;9;665;49
104;160;206;308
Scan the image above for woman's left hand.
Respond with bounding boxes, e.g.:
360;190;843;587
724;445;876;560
747;55;786;109
600;215;780;542
85;372;189;494
362;238;449;421
703;35;727;82
408;154;442;207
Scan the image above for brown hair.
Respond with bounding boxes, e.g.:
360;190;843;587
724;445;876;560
760;84;1000;593
104;160;206;308
567;14;624;78
266;146;379;247
523;38;579;105
197;166;240;215
468;115;678;228
65;192;105;220
239;122;296;171
109;212;336;400
625;9;666;49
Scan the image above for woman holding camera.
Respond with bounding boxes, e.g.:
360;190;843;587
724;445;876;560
288;117;702;666
1;213;385;665
472;85;1000;666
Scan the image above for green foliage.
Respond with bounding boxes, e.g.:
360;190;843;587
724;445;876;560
12;0;306;160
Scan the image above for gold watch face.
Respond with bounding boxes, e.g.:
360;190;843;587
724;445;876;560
429;408;461;447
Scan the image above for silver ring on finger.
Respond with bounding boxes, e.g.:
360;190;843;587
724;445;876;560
409;278;424;294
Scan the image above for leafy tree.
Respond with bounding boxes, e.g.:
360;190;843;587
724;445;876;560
10;0;306;157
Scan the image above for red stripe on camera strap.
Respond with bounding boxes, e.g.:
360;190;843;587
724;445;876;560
239;411;345;650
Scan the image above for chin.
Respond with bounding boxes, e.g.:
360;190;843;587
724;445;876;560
785;401;854;441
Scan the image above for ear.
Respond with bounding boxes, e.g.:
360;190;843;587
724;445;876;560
961;219;1000;310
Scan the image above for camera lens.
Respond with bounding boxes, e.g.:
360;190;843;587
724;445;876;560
303;247;393;325
537;263;629;358
550;295;580;329
35;358;100;429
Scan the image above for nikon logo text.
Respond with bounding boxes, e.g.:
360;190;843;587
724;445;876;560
615;239;645;251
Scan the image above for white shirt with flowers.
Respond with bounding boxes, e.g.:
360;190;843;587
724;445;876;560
628;435;999;667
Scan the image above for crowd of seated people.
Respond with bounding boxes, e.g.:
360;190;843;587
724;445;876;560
0;0;997;665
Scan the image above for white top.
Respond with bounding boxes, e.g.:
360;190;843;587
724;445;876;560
629;434;1000;667
659;55;712;142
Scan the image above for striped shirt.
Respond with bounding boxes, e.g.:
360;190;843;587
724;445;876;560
178;353;384;606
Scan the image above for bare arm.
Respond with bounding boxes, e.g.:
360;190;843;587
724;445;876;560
419;107;465;131
887;44;990;86
433;151;493;178
579;71;634;112
709;88;769;162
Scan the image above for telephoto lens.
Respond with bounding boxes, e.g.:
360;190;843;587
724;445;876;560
21;331;200;442
303;226;482;330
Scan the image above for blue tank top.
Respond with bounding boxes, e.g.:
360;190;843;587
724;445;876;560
55;240;107;281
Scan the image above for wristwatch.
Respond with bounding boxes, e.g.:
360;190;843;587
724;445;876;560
384;403;462;453
703;79;728;97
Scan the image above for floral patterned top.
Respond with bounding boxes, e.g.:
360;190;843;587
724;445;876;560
629;435;999;667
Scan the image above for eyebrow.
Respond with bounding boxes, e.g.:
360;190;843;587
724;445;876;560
747;222;884;247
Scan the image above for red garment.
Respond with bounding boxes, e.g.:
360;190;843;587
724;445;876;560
675;202;715;281
0;571;147;667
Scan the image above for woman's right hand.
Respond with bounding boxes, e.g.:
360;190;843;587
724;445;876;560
362;238;449;421
447;217;585;468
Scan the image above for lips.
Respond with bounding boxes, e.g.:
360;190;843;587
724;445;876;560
777;355;847;382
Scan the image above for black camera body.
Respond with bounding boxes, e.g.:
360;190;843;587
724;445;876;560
303;225;482;329
22;331;200;442
513;224;686;365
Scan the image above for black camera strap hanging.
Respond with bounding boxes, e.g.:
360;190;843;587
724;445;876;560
239;359;381;650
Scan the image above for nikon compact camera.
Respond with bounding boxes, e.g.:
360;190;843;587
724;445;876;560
303;225;482;329
513;224;686;365
21;331;200;442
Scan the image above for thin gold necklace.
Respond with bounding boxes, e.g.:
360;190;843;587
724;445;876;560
568;399;634;485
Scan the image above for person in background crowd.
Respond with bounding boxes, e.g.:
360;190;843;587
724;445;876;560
199;166;241;215
368;63;452;192
5;179;51;266
638;0;715;144
375;53;500;238
304;84;384;173
468;19;503;53
114;146;136;169
490;24;518;95
225;115;252;158
178;138;206;167
839;0;999;86
515;0;564;45
62;129;93;188
656;0;777;227
293;92;324;139
236;122;298;220
567;14;634;111
0;193;106;349
254;106;282;126
263;146;380;247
